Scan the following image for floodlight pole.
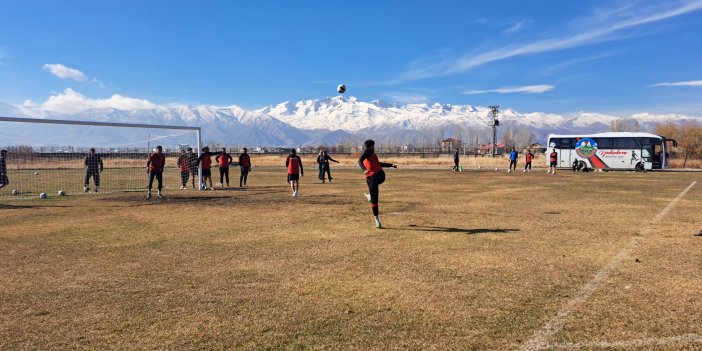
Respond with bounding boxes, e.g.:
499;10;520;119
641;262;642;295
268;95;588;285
488;105;500;157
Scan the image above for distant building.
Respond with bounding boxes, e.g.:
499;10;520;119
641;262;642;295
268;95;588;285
524;143;546;154
441;138;462;151
477;143;505;155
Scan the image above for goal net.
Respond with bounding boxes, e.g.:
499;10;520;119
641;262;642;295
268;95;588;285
0;117;201;199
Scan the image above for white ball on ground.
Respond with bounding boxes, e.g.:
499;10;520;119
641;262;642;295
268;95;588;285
57;190;66;196
34;172;39;176
39;193;47;199
494;168;499;171
11;189;19;196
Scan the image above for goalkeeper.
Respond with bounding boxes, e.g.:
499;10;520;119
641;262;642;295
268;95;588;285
0;150;8;190
84;148;104;193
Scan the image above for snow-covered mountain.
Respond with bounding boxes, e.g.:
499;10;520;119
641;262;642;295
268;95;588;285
1;97;699;147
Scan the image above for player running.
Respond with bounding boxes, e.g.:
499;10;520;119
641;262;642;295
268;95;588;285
286;149;304;197
187;147;199;189
177;149;190;189
452;148;460;172
359;139;398;229
83;148;104;193
0;150;8;191
548;148;558;174
215;147;233;188
239;148;251;187
524;150;534;172
146;145;166;199
508;147;518;172
317;150;339;183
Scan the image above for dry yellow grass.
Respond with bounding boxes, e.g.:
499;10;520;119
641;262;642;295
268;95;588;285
0;168;700;350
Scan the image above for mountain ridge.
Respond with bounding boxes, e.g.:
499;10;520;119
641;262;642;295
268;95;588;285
1;97;699;147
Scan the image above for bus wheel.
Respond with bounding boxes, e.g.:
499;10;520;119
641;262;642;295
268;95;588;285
578;161;589;172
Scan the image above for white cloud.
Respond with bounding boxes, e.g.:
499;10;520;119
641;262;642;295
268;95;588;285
401;1;702;80
503;20;529;35
42;63;87;81
40;88;156;114
464;84;555;95
651;80;702;87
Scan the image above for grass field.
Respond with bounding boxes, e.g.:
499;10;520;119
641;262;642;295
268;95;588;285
1;167;701;350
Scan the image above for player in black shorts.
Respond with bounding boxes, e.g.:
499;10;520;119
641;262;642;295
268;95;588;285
187;148;199;189
84;148;104;193
0;150;9;191
549;148;558;174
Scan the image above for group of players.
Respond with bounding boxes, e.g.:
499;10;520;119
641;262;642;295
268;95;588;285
145;146;252;199
5;142;565;228
452;147;559;174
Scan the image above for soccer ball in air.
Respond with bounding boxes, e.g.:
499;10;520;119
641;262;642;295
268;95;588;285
11;189;18;196
39;193;48;199
57;190;66;196
337;84;346;94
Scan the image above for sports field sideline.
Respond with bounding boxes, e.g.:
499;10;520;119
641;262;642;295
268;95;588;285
1;168;700;350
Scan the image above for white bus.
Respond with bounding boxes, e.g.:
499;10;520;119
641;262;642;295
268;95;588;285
546;132;677;171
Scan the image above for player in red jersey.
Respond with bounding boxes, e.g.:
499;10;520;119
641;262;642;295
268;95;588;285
197;146;217;190
285;149;304;197
177;149;190;189
548;148;558;174
523;150;534;173
146;145;166;199
238;148;251;187
358;139;398;228
215;147;233;188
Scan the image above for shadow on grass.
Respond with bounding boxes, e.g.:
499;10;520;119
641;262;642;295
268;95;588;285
0;204;70;209
398;224;520;235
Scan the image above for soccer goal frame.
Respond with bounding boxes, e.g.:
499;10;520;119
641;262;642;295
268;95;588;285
0;116;204;191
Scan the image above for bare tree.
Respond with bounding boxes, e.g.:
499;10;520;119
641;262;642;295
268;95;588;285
609;118;640;132
514;125;534;150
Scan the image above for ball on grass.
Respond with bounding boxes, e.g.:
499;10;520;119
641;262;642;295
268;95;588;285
57;190;66;196
34;172;39;176
39;193;47;199
11;189;19;196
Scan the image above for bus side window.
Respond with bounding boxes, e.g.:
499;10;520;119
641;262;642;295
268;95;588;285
598;138;612;149
557;138;572;148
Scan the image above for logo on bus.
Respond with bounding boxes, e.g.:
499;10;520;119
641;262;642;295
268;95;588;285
575;138;598;158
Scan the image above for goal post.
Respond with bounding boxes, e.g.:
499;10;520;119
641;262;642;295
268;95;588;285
0;116;203;198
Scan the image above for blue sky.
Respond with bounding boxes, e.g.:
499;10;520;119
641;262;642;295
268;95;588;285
1;0;701;114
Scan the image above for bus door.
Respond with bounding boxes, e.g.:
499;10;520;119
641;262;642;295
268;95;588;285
557;138;573;168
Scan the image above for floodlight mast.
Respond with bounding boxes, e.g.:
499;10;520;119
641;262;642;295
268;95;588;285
488;105;500;157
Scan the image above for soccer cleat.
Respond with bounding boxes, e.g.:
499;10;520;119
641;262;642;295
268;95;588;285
374;218;382;229
523;169;527;173
365;193;371;202
146;192;151;200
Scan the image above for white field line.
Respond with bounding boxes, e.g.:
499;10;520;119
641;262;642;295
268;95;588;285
546;334;702;350
520;181;697;351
